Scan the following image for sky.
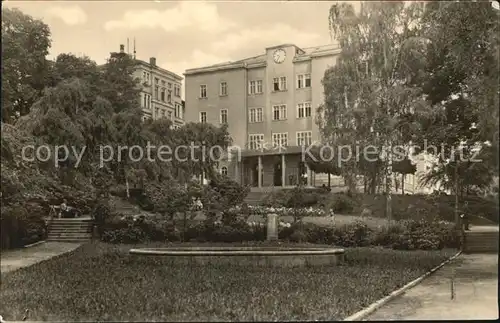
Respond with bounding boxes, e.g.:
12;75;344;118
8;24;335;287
4;0;353;94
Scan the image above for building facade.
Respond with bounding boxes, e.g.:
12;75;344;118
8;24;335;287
134;56;184;128
184;43;341;189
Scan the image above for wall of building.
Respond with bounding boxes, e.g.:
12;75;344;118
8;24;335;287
134;60;184;125
246;66;267;144
311;54;338;142
184;68;247;147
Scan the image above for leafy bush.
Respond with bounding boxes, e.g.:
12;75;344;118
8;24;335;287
1;204;47;249
262;187;328;209
101;226;147;244
330;194;358;214
202;176;250;224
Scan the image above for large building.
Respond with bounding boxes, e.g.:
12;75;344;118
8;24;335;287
113;44;185;127
184;43;341;189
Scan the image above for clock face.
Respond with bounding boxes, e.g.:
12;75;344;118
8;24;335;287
273;49;286;64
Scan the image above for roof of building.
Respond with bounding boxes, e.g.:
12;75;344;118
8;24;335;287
184;43;340;75
135;59;183;81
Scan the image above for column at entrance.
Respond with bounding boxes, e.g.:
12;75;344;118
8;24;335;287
281;154;286;188
258;155;262;188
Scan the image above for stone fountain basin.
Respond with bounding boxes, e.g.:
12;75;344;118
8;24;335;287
129;246;345;267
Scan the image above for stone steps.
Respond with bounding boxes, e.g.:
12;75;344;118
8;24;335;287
47;218;94;243
463;231;499;254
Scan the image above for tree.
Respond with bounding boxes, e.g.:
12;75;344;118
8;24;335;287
412;2;499;225
173;122;232;183
2;8;51;123
321;2;429;220
200;175;249;225
303;145;341;188
392;157;416;194
101;51;141;113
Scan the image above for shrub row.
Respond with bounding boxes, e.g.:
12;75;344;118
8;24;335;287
99;214;459;251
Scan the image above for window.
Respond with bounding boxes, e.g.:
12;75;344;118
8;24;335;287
272;132;288;148
297;102;312;118
296;131;312;146
161;109;166;118
297;74;311;88
168;111;172;119
221;166;228;176
272;105;287;121
155;107;159;117
249;108;263;123
249;80;262;94
220;82;227;96
175;104;182;118
249;81;256;94
161;80;166;86
220;109;228;124
200;85;207;98
200;111;207;123
273;77;279;91
167;91;172;103
279;77;287;91
142;94;151;109
273;77;287;91
174;84;181;97
249;134;264;150
161;88;165;102
154;86;159;100
256;80;263;93
168;82;172;89
143;72;150;85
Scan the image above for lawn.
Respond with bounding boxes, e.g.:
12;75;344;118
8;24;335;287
0;242;457;321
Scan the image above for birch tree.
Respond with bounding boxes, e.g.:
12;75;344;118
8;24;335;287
319;1;429;220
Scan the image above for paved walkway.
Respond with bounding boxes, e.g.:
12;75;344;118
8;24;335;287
364;253;499;320
468;225;499;232
1;242;82;274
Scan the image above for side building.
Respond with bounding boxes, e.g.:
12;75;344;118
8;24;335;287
184;43;340;189
112;44;185;128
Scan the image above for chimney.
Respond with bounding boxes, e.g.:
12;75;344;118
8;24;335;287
119;44;125;53
150;57;156;66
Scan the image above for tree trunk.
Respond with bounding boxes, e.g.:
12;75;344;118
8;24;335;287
125;176;130;199
327;171;331;188
401;173;405;195
385;146;393;222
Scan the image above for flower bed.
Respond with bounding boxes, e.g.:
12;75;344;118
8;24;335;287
228;205;330;217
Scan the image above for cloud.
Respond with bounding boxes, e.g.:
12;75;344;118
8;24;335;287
104;1;235;34
211;23;322;52
45;5;87;26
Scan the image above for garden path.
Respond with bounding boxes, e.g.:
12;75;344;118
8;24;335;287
364;253;499;320
1;242;81;274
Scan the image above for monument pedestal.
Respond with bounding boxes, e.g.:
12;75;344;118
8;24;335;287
267;213;279;241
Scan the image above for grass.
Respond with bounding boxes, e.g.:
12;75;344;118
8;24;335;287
0;242;457;321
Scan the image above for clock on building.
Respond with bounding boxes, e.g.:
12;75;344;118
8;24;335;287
273;48;286;64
